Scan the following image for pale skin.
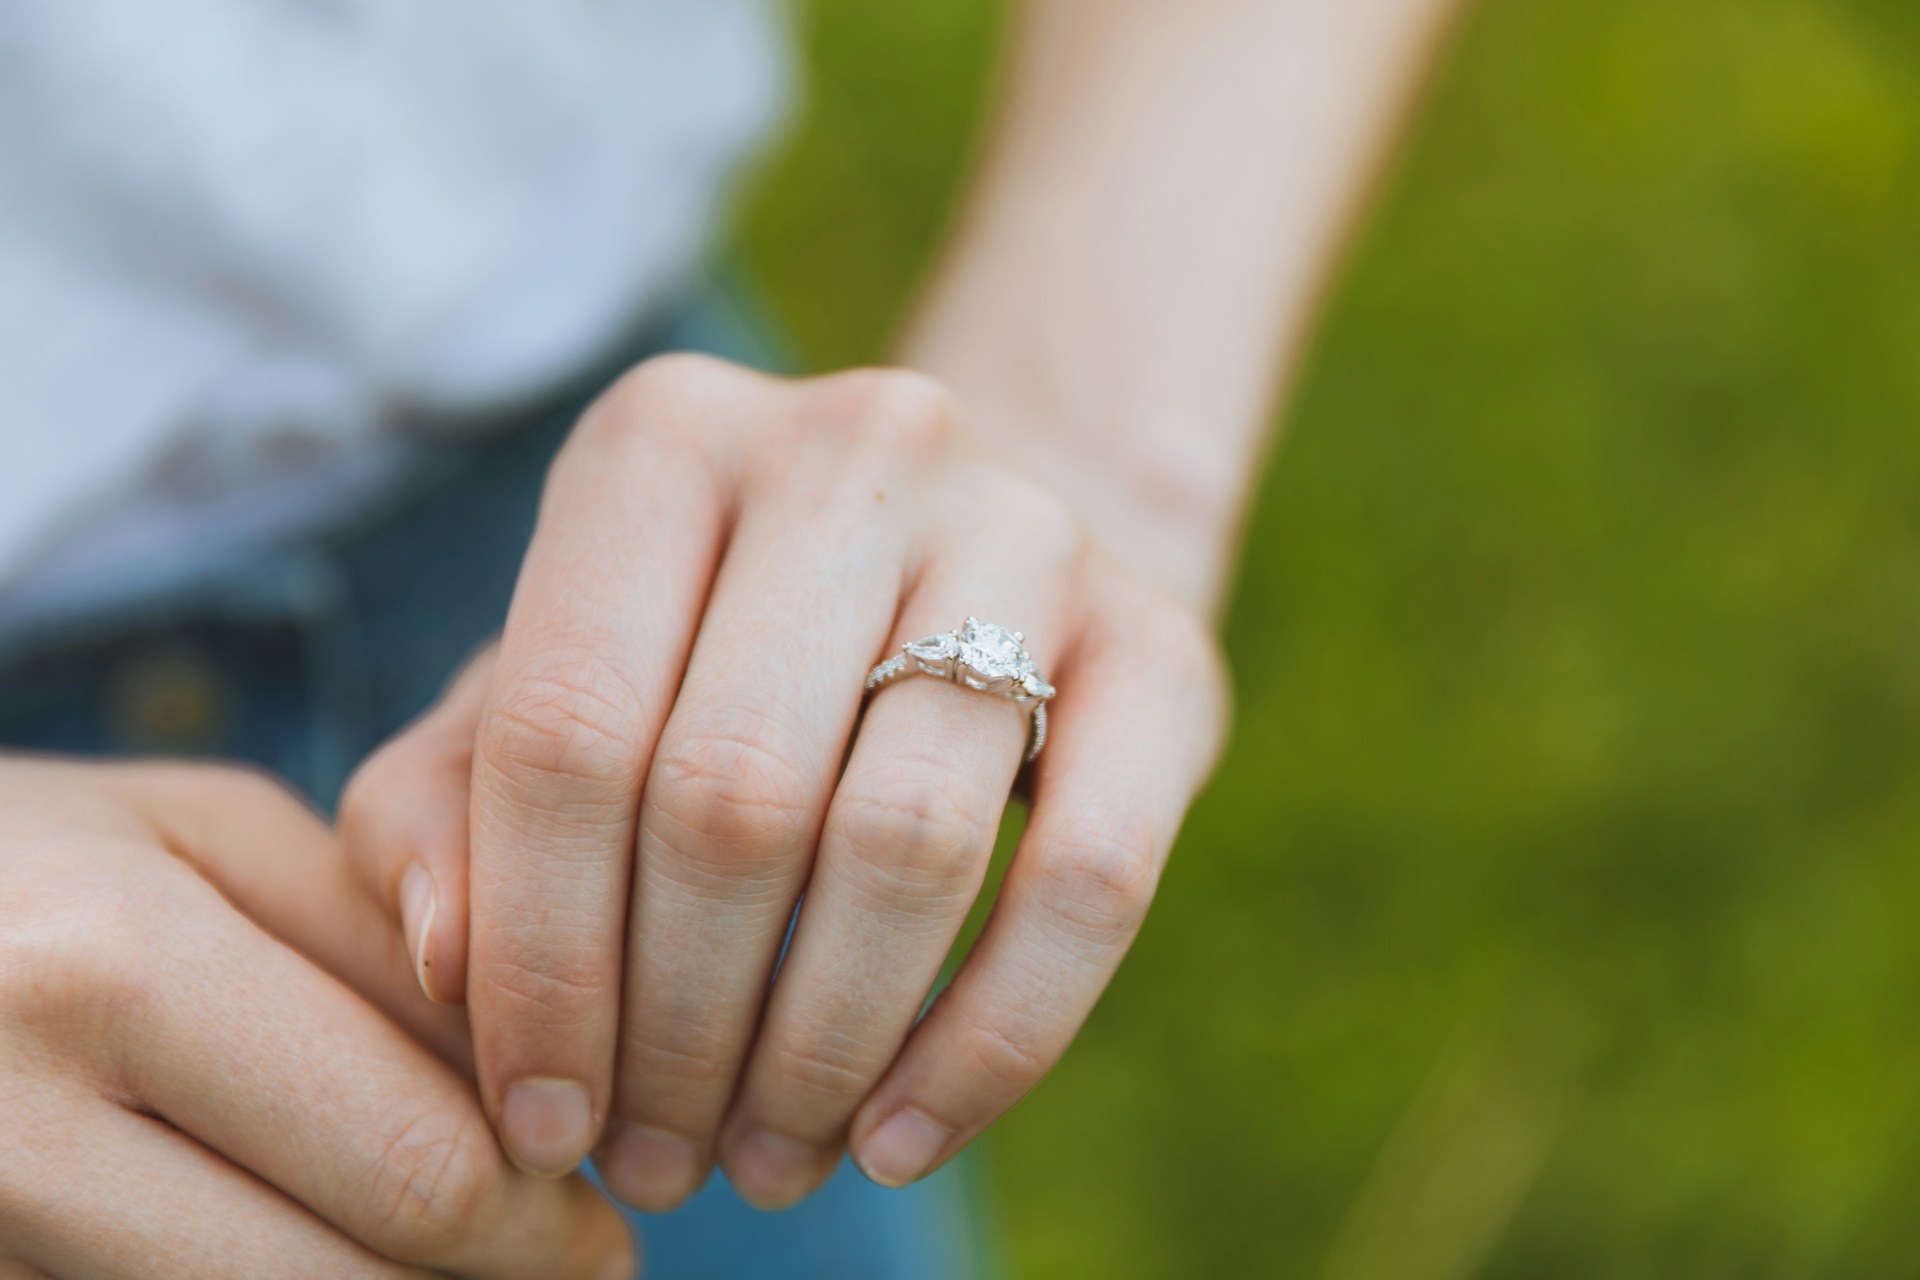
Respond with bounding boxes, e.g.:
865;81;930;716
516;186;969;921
341;0;1460;1211
0;759;633;1279
0;0;1459;1271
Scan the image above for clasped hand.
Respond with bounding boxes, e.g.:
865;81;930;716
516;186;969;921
0;357;1226;1276
341;357;1227;1210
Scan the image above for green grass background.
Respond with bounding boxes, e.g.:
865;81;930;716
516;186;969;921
735;1;1920;1275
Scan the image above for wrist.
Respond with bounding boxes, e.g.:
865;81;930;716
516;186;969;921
897;251;1278;620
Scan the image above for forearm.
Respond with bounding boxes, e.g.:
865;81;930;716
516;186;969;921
900;0;1463;614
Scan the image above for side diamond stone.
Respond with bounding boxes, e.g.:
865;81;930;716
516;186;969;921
904;633;959;662
866;654;909;690
1020;672;1055;700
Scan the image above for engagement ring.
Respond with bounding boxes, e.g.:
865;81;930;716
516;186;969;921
864;617;1056;761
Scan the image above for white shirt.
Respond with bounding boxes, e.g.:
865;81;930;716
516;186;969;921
0;0;787;622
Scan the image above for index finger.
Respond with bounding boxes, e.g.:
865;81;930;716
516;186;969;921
115;857;635;1280
68;760;636;1280
465;357;762;1176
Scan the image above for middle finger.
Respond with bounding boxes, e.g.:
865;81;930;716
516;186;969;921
597;439;915;1210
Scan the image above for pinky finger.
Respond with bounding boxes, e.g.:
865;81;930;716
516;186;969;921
338;642;499;1006
847;578;1228;1187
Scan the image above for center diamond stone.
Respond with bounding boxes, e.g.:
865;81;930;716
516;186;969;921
956;619;1030;679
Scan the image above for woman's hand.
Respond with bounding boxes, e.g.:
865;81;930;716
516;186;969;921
0;758;632;1279
340;355;1229;1210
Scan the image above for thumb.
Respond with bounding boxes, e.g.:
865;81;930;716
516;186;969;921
339;642;498;1005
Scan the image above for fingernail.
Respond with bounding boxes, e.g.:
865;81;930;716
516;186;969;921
500;1078;596;1177
856;1108;951;1187
726;1128;826;1210
398;863;438;1000
600;1123;705;1212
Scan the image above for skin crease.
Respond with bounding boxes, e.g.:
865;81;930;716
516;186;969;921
0;1;1463;1272
340;0;1466;1217
0;759;633;1280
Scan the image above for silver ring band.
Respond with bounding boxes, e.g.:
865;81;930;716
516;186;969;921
863;617;1056;762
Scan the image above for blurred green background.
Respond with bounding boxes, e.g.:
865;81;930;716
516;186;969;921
734;1;1920;1275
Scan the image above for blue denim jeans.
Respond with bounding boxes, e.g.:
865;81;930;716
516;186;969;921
0;280;995;1279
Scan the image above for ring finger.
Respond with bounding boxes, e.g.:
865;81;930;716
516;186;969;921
716;481;1082;1207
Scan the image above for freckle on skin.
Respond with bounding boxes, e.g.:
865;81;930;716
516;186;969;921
876;490;887;503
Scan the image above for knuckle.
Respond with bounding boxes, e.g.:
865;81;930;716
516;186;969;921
475;939;609;1025
1092;574;1234;754
335;747;402;854
626;350;735;396
1154;605;1227;690
762;1026;876;1105
622;1023;738;1097
646;714;816;875
827;368;960;455
1027;817;1161;944
955;1002;1050;1092
1150;609;1234;750
164;761;315;833
832;773;991;902
559;353;744;486
360;1108;499;1261
335;758;381;837
594;352;734;438
0;861;174;1029
478;659;648;798
994;471;1087;565
192;761;291;809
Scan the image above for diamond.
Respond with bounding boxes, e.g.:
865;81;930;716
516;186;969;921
904;633;959;662
956;618;1031;680
866;654;908;690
